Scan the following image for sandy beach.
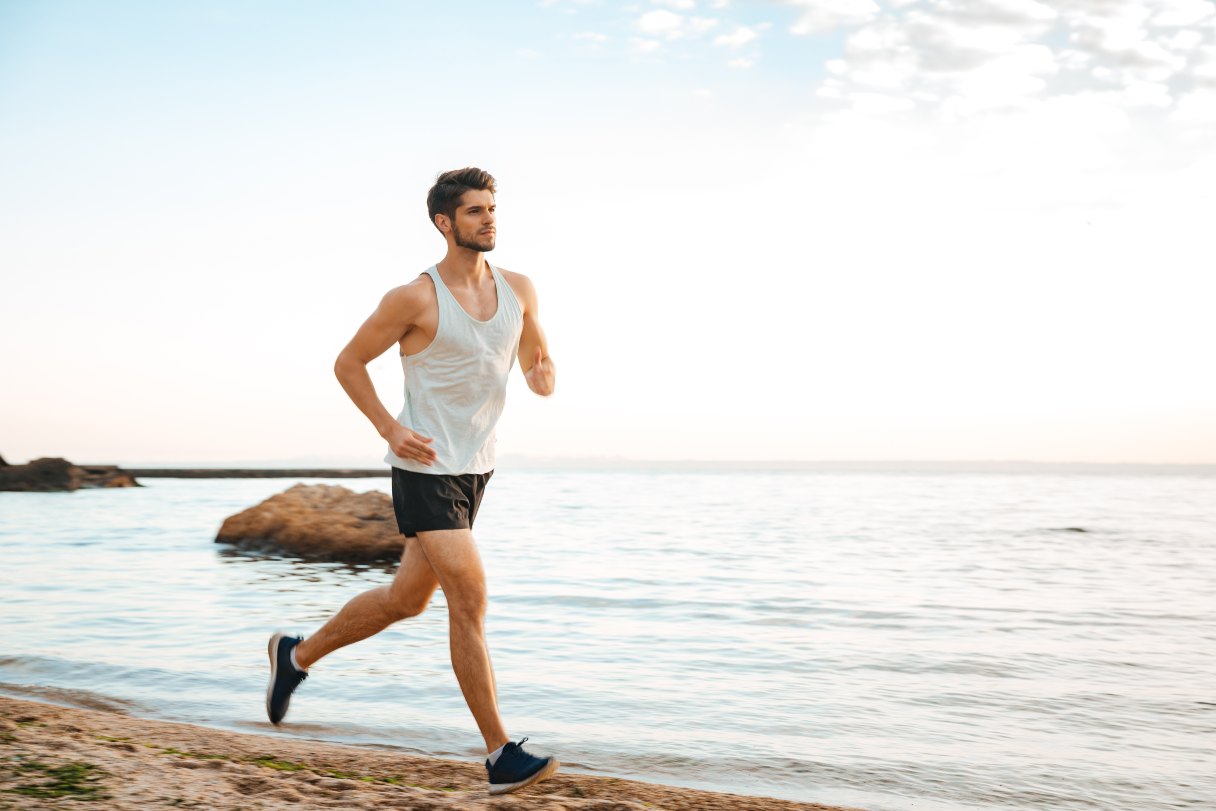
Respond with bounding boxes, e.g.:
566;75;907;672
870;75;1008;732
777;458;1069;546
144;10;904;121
0;696;854;810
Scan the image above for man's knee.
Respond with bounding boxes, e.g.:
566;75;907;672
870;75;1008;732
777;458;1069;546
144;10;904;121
388;593;432;621
384;579;436;621
446;587;487;626
415;528;488;624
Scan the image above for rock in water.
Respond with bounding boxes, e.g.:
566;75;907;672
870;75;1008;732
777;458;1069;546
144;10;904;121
0;457;139;491
215;483;403;562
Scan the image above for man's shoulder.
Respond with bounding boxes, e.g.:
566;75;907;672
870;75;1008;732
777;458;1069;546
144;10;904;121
496;266;536;302
380;273;435;310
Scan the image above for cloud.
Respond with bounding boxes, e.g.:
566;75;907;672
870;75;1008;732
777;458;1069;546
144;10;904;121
786;0;881;34
940;0;1057;28
727;56;755;68
805;0;1216;126
1123;79;1174;105
638;9;685;36
791;0;1216;233
1065;6;1186;80
1151;0;1216;26
635;9;719;40
572;31;610;42
1167;29;1204;51
945;43;1059;113
652;0;697;9
714;25;758;47
1195;44;1216;84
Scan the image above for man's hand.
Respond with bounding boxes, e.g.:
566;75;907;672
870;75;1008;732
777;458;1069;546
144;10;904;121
382;422;437;466
524;346;555;396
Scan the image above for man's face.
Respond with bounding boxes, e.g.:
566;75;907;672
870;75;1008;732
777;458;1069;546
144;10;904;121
448;189;496;252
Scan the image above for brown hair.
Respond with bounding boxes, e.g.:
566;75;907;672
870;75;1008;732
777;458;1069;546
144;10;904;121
427;167;497;232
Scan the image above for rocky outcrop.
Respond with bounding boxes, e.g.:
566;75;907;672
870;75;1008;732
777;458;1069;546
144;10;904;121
0;457;140;491
215;483;403;562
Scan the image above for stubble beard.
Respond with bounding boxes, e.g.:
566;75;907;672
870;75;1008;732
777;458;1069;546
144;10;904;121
453;221;495;253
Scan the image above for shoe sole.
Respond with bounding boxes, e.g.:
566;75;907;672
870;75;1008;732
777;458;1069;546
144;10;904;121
266;632;287;725
488;758;560;796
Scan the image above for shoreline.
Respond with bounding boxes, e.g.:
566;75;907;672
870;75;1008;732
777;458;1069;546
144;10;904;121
0;695;857;810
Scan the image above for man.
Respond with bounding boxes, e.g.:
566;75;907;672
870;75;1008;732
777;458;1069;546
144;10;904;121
265;167;559;796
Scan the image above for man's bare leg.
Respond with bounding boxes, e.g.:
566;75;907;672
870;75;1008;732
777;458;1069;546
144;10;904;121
414;528;509;754
293;537;439;669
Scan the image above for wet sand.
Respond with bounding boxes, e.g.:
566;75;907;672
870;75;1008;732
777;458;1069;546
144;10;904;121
0;696;858;810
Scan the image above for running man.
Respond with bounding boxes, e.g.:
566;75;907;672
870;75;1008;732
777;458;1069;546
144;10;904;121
265;167;559;796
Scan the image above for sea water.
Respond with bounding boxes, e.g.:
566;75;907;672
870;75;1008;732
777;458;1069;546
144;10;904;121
1;470;1214;811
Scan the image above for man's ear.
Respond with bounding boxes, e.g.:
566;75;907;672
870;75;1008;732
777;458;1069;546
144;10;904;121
435;213;450;234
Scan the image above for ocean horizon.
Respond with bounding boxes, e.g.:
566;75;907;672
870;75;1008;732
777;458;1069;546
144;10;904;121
44;456;1216;476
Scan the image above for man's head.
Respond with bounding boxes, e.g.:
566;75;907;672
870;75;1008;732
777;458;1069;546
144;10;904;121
427;167;497;252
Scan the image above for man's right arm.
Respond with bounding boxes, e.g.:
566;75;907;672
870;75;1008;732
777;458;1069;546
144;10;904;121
334;284;438;467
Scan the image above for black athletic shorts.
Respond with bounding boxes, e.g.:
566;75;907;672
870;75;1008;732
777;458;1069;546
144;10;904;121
390;467;493;537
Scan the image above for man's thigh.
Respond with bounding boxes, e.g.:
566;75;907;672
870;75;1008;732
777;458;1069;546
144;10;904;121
388;536;441;605
415;529;487;602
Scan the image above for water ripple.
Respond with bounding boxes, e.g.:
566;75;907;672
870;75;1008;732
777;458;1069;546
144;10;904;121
2;472;1215;810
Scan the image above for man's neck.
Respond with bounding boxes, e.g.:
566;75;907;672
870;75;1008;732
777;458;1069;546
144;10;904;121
437;249;490;286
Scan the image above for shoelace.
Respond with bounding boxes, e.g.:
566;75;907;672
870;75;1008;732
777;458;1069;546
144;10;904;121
509;737;543;762
489;737;546;777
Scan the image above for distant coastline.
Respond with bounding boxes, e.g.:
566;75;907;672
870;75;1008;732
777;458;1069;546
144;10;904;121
116;459;1216;477
126;468;391;478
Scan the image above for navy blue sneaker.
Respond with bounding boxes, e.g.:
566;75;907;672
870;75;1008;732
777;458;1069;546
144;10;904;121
486;737;559;795
266;632;307;725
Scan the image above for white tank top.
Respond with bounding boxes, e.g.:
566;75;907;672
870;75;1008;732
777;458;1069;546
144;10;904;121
384;263;524;475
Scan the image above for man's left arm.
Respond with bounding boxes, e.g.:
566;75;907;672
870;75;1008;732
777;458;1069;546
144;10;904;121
508;271;556;396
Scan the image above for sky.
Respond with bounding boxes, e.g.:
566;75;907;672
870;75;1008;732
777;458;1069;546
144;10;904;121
2;0;1215;466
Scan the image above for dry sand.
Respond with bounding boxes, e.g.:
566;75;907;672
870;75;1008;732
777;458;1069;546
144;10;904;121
0;696;859;810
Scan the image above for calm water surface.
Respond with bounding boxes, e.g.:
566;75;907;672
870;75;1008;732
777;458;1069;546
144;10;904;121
1;471;1214;810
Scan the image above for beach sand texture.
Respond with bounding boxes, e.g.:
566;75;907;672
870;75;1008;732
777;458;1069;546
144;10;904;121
0;696;857;810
